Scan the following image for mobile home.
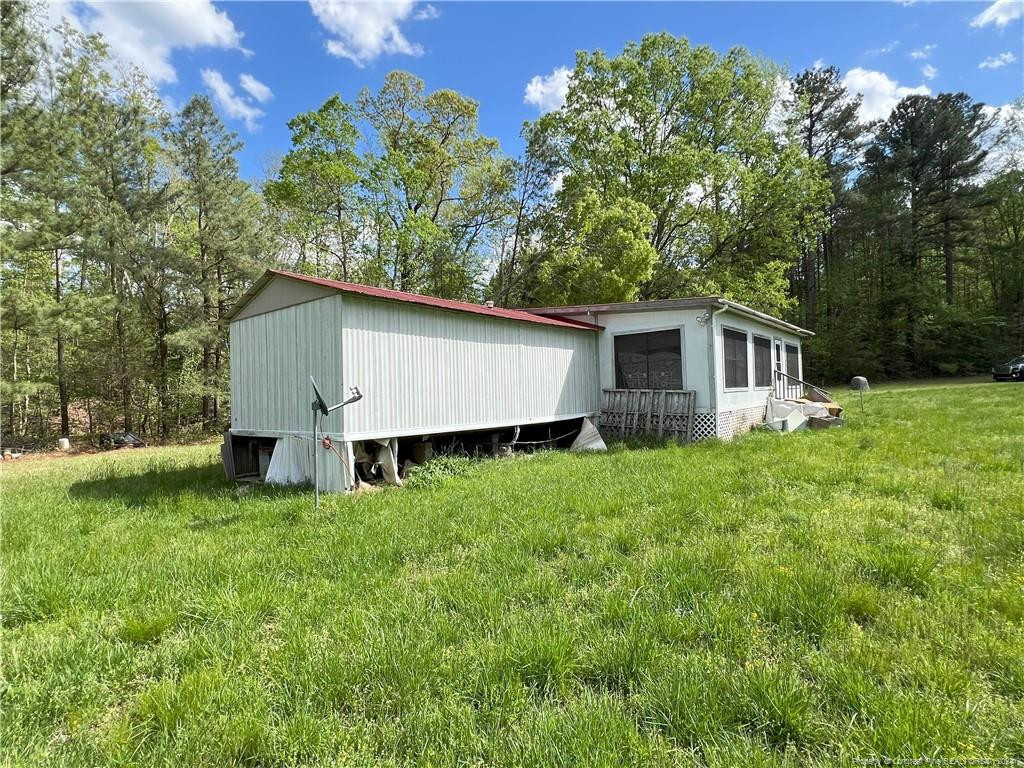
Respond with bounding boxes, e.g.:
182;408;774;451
224;270;813;491
529;298;812;441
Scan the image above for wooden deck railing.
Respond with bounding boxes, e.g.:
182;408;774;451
600;389;696;442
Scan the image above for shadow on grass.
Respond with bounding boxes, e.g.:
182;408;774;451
67;461;230;507
67;460;309;508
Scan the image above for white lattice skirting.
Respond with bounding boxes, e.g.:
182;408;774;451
716;404;768;440
662;406;767;443
692;411;717;441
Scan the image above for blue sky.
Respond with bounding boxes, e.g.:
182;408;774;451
51;1;1023;181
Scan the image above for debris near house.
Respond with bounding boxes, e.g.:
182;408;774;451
761;368;846;434
764;398;844;432
3;439;75;461
2;442;98;461
352;439;403;487
801;389;844;417
570;418;607;451
99;432;146;450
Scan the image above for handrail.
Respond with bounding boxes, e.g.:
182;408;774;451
773;369;834;403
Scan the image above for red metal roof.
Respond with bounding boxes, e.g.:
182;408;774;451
249;270;603;331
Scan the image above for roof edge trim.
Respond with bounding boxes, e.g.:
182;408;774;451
528;297;812;337
224;270;603;331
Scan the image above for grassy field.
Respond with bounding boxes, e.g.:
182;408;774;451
2;382;1023;767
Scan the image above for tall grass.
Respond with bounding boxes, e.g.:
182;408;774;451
2;382;1022;766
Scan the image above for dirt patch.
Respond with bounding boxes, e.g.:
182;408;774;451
2;447;105;463
2;441;215;464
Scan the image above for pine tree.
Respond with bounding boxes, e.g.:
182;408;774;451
166;95;255;428
80;68;170;432
7;24;110;436
1;0;45;181
789;67;868;335
925;93;994;305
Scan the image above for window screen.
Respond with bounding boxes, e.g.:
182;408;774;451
614;330;682;389
786;343;800;379
723;328;749;389
753;335;772;388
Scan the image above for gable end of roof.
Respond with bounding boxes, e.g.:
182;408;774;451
225;270;603;331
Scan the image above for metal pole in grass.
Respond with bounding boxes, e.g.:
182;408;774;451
310;376;364;511
850;376;870;414
313;405;320;511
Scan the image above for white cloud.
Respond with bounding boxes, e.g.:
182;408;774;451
982;102;1024;175
812;58;826;70
308;1;436;66
842;67;931;122
239;73;273;103
866;40;900;56
979;51;1018;69
922;64;938;80
909;44;937;60
48;0;247;84
768;76;796;137
201;68;263;130
524;66;571;113
414;4;440;20
971;0;1024;28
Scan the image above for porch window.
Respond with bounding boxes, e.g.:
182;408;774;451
723;328;749;389
786;343;801;379
614;330;682;389
753;335;772;388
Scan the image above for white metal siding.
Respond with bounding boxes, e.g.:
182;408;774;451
712;312;803;414
231;277;336;322
339;295;600;439
552;308;714;411
229;296;346;437
550;306;806;437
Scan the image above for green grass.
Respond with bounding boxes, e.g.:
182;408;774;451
822;374;994;392
2;382;1023;767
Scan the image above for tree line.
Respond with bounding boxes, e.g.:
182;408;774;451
2;2;1021;444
